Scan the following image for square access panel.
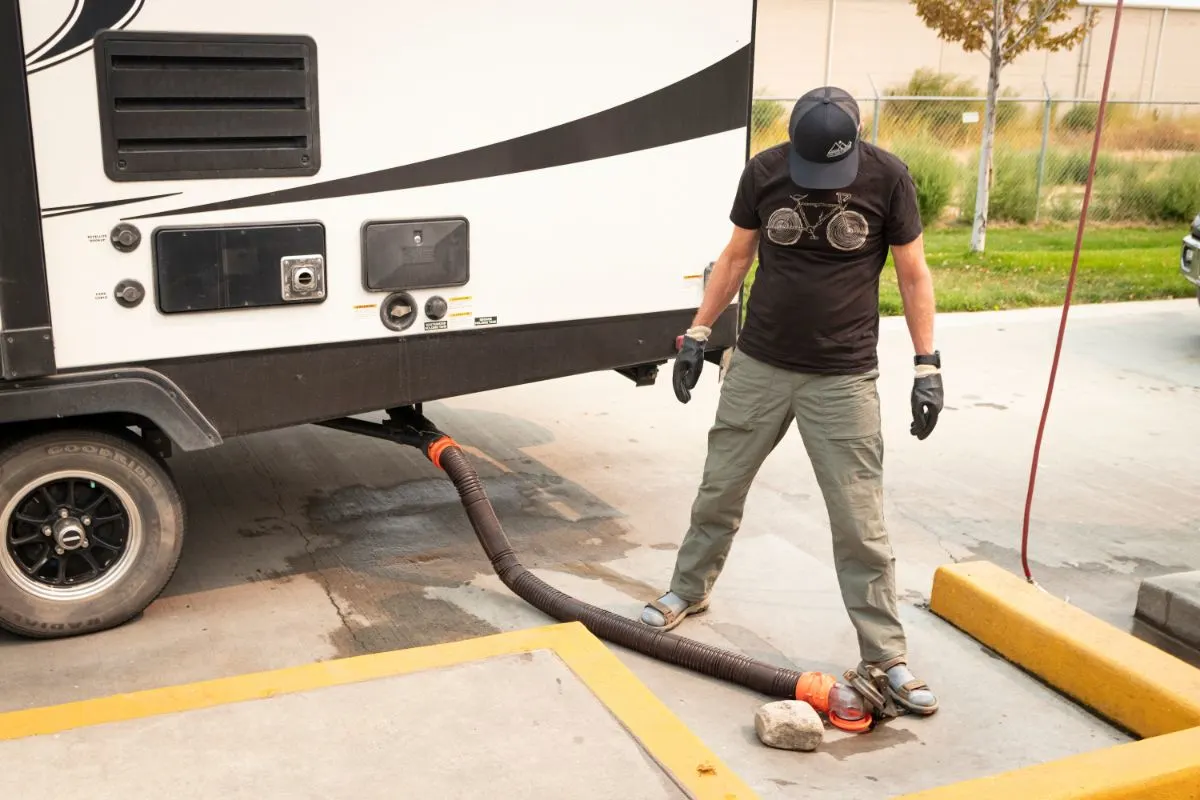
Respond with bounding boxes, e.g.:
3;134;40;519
362;218;469;292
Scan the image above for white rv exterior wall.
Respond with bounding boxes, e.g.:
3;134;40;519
21;0;754;370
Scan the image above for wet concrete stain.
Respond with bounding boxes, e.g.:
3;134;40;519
238;517;296;538
818;723;921;760
293;469;644;658
557;561;661;600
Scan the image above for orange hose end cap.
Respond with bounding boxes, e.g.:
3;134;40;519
829;713;873;734
795;672;835;714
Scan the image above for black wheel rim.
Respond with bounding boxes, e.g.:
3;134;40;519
5;476;132;591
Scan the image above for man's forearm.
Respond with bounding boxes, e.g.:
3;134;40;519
691;251;753;331
898;267;936;356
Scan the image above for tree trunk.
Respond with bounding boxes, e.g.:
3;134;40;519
970;44;1001;254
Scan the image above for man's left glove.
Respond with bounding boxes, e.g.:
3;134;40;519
911;352;943;440
672;325;710;404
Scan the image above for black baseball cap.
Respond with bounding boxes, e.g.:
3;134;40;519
788;86;861;189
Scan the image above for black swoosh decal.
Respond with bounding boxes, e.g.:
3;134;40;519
23;0;82;60
26;0;141;75
40;192;182;219
128;45;751;221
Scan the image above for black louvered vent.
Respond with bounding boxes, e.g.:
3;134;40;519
94;31;320;181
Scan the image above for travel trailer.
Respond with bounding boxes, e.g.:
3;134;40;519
0;0;752;637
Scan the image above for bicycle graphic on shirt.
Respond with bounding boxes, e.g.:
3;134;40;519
765;192;869;252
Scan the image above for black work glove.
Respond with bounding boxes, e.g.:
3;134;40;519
910;352;943;440
672;326;710;404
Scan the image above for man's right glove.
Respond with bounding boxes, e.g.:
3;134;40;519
910;351;943;440
672;325;710;404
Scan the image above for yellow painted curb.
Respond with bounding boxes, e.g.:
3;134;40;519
897;725;1200;800
0;621;758;800
929;560;1200;738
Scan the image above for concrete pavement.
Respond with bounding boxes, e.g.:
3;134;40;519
0;625;754;800
3;298;1198;797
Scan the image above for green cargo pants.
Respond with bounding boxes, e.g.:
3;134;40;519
669;347;906;664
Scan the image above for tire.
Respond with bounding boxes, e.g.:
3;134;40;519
0;427;185;638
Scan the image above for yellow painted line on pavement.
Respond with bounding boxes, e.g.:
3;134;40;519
0;621;757;800
929;560;1200;738
898;724;1200;800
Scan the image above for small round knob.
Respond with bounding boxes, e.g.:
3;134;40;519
425;296;448;320
110;223;142;253
114;279;146;308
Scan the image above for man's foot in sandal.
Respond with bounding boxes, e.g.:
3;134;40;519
860;657;939;715
639;592;709;631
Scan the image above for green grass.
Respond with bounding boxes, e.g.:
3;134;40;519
743;224;1193;318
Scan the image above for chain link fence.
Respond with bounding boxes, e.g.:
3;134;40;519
751;95;1200;227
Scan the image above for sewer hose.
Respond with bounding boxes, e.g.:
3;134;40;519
323;411;901;734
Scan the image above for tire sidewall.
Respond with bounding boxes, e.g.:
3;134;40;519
0;431;183;637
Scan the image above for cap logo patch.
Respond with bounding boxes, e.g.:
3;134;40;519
827;140;853;159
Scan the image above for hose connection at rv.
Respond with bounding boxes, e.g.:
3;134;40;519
319;408;901;734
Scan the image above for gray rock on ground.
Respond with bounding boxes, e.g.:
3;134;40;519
754;700;824;752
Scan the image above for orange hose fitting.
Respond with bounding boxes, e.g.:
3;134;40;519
427;437;459;470
795;671;873;733
795;671;836;714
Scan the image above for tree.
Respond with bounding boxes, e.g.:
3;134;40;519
910;0;1095;252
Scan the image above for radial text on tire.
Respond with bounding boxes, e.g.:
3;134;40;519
0;428;185;638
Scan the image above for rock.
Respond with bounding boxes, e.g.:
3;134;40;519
754;700;824;752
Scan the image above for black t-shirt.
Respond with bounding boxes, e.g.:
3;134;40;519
730;141;923;375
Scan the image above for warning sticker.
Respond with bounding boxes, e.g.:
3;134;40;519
474;316;498;327
425;320;448;332
447;310;473;330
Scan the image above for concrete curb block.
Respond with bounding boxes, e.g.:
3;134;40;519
928;560;1200;738
895;560;1200;799
1136;570;1200;649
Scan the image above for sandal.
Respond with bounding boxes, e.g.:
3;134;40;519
640;593;710;632
857;656;939;716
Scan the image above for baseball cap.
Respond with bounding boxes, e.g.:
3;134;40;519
787;86;861;190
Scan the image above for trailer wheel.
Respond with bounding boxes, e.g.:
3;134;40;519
0;428;185;639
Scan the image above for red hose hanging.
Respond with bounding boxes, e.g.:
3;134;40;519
1020;0;1126;583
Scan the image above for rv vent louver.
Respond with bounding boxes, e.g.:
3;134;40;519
94;31;320;181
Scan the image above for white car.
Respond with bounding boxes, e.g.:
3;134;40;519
1183;213;1200;305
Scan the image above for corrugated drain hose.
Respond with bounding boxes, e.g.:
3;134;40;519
335;409;897;734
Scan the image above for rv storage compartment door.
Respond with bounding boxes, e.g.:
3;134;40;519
153;223;327;313
362;219;469;292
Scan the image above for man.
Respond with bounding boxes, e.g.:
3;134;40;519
639;87;942;716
